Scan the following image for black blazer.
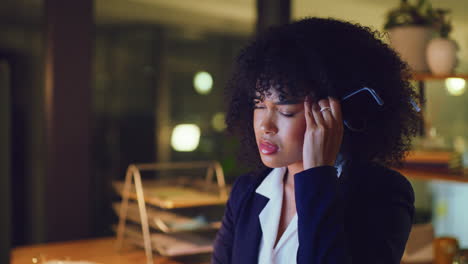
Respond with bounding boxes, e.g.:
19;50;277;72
212;161;414;264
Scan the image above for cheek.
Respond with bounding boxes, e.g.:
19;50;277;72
280;116;306;146
253;111;261;136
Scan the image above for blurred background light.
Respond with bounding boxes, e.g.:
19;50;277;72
445;78;466;96
211;112;226;132
171;124;201;152
193;71;213;95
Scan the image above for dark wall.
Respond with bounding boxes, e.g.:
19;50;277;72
0;23;46;246
0;57;12;264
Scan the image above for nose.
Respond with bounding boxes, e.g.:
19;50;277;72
259;113;278;134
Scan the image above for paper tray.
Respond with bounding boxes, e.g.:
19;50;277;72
113;202;221;233
119;224;214;257
113;180;228;209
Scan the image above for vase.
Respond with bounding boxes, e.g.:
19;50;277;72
426;38;458;76
387;26;434;73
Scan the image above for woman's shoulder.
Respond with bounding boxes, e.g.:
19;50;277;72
348;160;409;183
230;169;270;193
346;161;414;202
227;169;271;203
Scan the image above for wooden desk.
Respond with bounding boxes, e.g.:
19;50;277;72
11;237;185;264
11;237;433;264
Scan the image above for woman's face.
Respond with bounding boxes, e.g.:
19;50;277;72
253;89;306;168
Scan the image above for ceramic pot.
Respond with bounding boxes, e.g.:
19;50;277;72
388;26;434;73
426;37;458;76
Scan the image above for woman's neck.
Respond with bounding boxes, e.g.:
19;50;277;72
284;162;304;189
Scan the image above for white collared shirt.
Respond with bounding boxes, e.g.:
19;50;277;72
256;166;343;264
256;167;297;264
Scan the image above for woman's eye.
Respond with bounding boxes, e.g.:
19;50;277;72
280;112;295;117
253;105;265;109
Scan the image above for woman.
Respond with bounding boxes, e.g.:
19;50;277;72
212;17;420;264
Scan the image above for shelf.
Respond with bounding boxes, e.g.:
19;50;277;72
116;224;214;257
397;168;468;183
411;73;468;81
113;180;228;209
113;202;221;233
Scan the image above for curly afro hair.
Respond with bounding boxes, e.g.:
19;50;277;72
225;17;420;171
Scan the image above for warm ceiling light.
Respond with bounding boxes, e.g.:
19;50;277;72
193;71;213;95
445;78;466;96
171;124;201;152
211;112;226;132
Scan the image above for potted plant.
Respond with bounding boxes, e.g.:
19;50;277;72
384;0;436;73
426;9;458;75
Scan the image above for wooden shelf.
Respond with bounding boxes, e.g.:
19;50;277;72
397;168;468;183
411;73;468;81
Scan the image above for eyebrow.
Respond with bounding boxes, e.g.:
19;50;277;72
253;97;302;105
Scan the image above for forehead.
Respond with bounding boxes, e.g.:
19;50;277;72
255;74;292;97
254;88;300;98
254;89;281;100
254;89;302;104
254;74;309;102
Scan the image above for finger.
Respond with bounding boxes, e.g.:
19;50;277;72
328;97;344;139
304;97;316;128
318;99;333;124
312;102;325;126
328;97;343;122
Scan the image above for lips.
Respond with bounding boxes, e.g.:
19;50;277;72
259;140;279;155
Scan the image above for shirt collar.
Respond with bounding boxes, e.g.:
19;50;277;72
255;167;287;199
255;162;344;198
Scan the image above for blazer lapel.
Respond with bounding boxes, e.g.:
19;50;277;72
233;188;269;264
